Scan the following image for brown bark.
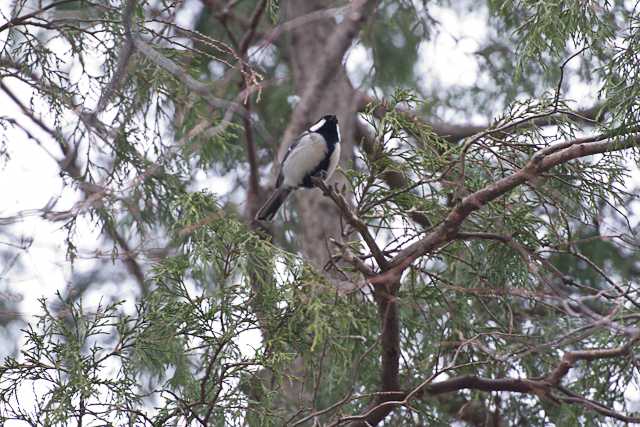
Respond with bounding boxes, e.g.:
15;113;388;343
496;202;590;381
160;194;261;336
283;0;375;269
250;0;378;421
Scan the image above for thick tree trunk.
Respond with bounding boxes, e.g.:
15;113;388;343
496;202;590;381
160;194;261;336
284;0;361;269
245;2;376;424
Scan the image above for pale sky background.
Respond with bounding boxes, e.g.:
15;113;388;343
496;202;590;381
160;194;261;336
1;0;639;424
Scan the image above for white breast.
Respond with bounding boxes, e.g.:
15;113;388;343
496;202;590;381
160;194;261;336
326;141;340;182
281;133;328;187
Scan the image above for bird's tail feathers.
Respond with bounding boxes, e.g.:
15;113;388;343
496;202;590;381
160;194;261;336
255;187;291;221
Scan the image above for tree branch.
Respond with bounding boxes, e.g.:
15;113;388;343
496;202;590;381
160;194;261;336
238;0;267;222
383;131;640;279
313;178;389;270
0;0;79;33
338;334;640;425
355;122;433;229
0;81;146;290
132;37;244;112
350;283;401;426
92;0;136;116
357;92;606;142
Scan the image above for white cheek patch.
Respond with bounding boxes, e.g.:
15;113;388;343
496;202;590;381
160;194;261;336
309;118;326;132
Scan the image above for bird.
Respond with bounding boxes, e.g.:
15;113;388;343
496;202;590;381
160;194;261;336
255;114;341;221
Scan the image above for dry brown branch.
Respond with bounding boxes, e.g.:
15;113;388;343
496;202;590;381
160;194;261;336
238;0;267;222
313;178;389;270
335;334;640;425
384;131;640;278
315;125;640;425
0;0;79;33
254;6;347;53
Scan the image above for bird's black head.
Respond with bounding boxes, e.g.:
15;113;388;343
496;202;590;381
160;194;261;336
309;114;340;144
322;114;338;125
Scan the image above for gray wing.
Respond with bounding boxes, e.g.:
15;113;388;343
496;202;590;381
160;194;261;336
283;131;310;161
275;131;310;187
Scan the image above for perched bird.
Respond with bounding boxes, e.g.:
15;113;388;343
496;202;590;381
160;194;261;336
256;114;341;221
